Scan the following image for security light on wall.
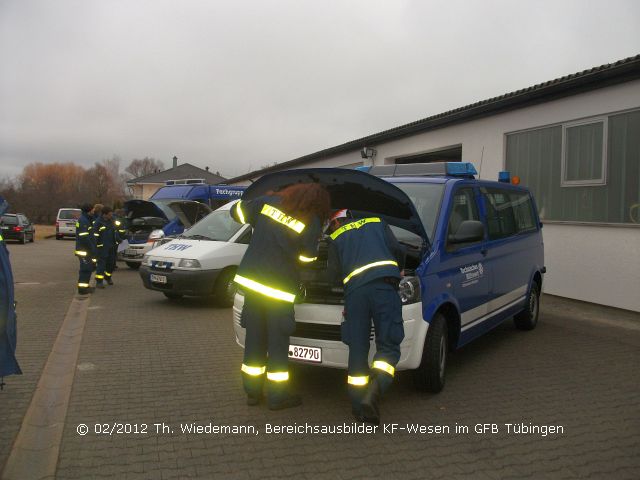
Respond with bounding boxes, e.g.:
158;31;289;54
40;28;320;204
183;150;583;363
360;147;377;159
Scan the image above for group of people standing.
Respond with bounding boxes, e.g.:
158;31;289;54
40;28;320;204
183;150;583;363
75;203;126;295
229;183;405;425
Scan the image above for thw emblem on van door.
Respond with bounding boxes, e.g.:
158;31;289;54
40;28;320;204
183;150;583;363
460;262;484;287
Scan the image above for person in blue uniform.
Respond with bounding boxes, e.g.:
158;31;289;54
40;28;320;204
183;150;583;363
94;206;117;288
230;184;330;410
327;209;406;425
75;203;97;295
0;195;22;388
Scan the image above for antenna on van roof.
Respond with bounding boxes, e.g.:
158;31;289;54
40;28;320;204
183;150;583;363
477;146;485;179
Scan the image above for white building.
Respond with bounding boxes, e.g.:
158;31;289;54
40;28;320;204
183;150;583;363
227;55;640;312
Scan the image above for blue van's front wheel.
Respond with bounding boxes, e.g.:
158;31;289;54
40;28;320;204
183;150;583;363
413;313;448;393
514;282;540;331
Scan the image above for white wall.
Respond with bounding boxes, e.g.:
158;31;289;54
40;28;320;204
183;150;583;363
542;224;640;312
230;79;640;311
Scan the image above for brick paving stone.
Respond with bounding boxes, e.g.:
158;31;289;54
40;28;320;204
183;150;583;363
3;240;640;479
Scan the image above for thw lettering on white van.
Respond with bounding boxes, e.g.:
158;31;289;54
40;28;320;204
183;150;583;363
164;244;193;251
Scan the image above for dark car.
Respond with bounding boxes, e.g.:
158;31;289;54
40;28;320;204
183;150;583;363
0;213;35;244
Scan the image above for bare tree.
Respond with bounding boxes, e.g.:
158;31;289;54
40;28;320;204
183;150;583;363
125;157;165;179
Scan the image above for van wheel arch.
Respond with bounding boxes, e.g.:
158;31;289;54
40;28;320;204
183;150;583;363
213;266;238;307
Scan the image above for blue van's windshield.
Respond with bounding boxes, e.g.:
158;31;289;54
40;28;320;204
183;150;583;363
392;182;445;242
151;186;193;199
181;209;242;241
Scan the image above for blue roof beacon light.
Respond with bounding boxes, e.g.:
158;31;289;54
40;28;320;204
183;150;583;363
445;162;477;176
498;171;511;183
354;165;372;173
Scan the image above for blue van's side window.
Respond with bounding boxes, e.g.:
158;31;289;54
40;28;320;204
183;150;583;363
482;188;537;239
446;188;481;248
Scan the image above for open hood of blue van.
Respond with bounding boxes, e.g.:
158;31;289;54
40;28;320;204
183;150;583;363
241;168;429;240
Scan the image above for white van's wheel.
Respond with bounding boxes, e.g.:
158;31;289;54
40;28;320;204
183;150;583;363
163;292;183;300
514;281;540;331
413;312;448;393
214;268;237;308
126;262;141;270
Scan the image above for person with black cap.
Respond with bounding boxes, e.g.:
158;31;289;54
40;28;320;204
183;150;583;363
0;195;22;388
326;208;406;425
75;203;97;294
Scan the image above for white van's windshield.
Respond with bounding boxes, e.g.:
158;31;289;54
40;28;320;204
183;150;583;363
181;209;242;241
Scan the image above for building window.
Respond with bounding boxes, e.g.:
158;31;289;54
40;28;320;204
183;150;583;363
505;109;640;225
561;118;607;186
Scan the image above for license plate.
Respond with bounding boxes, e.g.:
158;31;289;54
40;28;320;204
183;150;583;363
1;226;8;230
288;344;322;363
125;249;138;256
150;274;167;284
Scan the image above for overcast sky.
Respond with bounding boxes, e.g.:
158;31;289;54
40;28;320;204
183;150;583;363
1;0;639;180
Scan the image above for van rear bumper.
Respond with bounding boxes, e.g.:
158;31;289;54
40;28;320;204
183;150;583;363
139;266;221;296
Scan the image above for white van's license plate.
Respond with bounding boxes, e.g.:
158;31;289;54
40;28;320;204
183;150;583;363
288;344;321;363
150;274;167;284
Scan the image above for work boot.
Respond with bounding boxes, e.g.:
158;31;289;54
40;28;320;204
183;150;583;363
78;287;95;295
106;278;114;286
247;394;263;406
352;406;365;422
268;394;302;411
96;282;105;289
360;377;381;426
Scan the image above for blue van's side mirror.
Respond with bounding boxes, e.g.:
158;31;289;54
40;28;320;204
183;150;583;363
448;220;484;244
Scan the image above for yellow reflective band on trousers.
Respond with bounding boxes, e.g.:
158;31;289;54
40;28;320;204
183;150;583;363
267;371;289;382
97;244;104;247
348;375;369;386
298;255;317;263
330;217;381;240
75;222;80;228
260;204;305;233
78;232;89;236
0;234;3;241
236;201;246;224
105;272;112;277
99;226;106;231
241;364;266;376
372;360;395;377
233;274;296;303
114;220;121;226
343;260;398;284
95;275;104;279
75;250;88;256
78;282;90;288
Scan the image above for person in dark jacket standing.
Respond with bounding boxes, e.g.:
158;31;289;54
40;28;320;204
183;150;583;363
327;209;406;425
94;206;117;288
0;195;21;387
229;184;330;410
75;203;97;295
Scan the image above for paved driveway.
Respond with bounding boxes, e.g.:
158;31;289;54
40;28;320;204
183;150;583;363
2;238;639;479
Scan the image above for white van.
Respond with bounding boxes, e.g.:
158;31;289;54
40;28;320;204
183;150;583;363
138;201;250;306
55;208;81;239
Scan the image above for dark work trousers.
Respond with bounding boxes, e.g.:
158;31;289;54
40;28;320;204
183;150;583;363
96;251;115;284
241;291;295;403
77;256;93;288
342;279;404;409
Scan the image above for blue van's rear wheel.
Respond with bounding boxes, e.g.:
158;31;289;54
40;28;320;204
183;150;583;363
514;281;540;331
413;312;448;393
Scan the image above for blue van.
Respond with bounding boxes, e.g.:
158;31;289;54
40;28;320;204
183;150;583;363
232;163;545;392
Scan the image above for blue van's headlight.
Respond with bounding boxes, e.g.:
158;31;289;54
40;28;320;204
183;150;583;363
399;277;421;305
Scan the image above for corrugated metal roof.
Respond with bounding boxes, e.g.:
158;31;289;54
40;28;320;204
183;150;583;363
228;54;640;183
